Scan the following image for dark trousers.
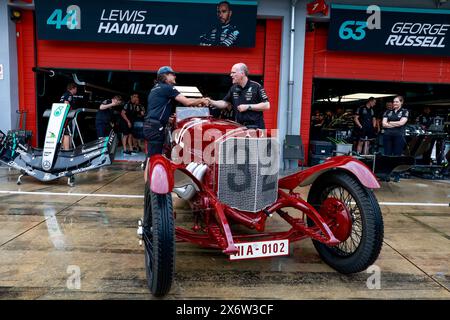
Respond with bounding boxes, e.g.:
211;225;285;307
96;121;111;139
144;122;165;157
383;134;405;156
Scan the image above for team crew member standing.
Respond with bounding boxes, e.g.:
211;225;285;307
59;83;78;150
354;97;377;155
207;63;270;129
416;106;433;130
144;66;208;157
382;95;409;182
120;93;142;155
95;95;123;138
382;95;409;156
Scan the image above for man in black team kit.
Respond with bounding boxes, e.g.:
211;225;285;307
354;97;377;155
416;106;433;130
95;95;123;138
207;63;270;129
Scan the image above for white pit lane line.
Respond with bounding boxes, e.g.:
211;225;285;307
378;202;449;207
0;190;144;199
0;190;449;206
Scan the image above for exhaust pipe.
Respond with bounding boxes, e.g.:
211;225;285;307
173;163;208;201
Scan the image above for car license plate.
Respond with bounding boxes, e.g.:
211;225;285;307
229;239;289;260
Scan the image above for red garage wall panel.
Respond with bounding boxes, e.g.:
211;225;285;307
36;24;267;74
262;19;282;130
301;25;450;161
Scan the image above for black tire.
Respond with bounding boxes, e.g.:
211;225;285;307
143;183;175;296
307;171;384;274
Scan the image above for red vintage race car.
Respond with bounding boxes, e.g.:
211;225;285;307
139;107;384;297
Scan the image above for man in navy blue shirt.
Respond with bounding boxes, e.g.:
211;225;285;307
144;66;208;157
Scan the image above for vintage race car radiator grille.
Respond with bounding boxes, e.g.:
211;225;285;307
217;137;279;212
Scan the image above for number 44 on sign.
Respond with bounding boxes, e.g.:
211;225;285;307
47;5;81;30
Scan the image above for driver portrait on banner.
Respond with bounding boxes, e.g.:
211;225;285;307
200;1;240;47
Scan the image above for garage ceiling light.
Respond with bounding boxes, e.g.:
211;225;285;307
10;9;22;21
317;93;397;103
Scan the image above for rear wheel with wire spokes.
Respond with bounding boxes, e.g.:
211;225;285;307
307;171;384;274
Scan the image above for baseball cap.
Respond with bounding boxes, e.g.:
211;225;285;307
157;66;176;75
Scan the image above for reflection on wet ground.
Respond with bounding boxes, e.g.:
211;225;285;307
0;163;449;299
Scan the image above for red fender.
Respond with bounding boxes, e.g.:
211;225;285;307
147;155;175;194
279;156;380;190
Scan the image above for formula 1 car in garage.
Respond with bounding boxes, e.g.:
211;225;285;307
0;104;117;186
139;107;384;296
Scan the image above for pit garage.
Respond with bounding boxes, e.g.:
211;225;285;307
309;78;450;179
1;0;449;303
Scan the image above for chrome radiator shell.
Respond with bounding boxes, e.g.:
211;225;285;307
217;137;279;212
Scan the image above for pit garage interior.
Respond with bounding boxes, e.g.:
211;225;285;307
308;78;450;180
33;68;262;160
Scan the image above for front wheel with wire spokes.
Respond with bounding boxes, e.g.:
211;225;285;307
307;171;384;274
143;183;175;296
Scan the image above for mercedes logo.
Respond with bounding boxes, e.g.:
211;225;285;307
42;160;51;170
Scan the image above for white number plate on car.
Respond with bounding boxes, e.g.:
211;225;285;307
230;239;289;260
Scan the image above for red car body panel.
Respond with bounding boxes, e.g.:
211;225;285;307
279;156;380;190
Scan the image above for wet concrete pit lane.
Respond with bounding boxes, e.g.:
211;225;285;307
0;163;449;299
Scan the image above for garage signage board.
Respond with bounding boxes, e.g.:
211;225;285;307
328;4;450;56
35;0;257;47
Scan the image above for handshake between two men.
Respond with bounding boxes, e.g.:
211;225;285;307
190;97;245;113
